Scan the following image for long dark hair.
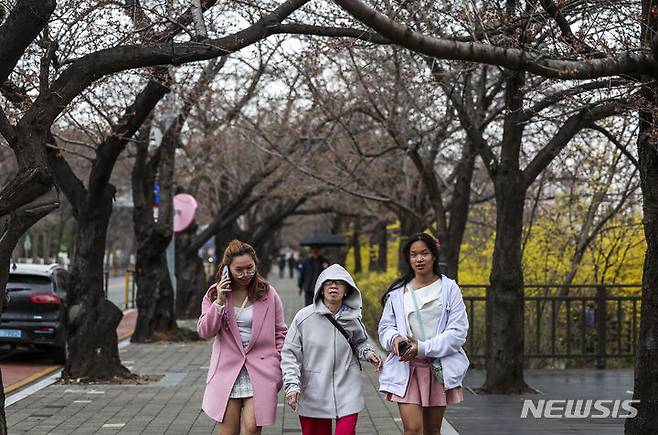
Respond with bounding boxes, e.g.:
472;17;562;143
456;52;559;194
216;239;269;301
380;232;442;307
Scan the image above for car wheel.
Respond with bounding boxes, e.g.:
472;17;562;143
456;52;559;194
53;340;68;364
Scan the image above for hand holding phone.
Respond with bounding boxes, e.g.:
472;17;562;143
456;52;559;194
398;340;411;357
221;266;230;285
214;266;231;305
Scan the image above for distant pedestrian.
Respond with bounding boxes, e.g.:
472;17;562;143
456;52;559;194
282;264;382;435
277;254;286;278
378;232;469;435
297;245;329;306
197;240;288;435
286;252;296;279
585;303;595;330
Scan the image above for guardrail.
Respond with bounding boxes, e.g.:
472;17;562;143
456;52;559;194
461;284;641;368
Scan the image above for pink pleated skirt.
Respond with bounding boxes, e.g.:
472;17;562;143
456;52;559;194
386;358;464;407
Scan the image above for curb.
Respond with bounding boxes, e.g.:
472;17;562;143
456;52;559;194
4;308;136;396
4;366;60;394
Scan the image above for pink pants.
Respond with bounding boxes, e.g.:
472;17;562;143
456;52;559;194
299;413;358;435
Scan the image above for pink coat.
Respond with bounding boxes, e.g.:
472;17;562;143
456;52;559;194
197;284;287;426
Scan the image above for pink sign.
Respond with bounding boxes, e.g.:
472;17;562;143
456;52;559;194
173;194;197;232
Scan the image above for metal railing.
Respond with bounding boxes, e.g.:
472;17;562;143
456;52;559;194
461;284;641;368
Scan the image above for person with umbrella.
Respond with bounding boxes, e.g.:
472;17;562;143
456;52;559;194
297;234;347;306
297;245;329;306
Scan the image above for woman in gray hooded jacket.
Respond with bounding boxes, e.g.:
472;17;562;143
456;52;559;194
281;264;382;435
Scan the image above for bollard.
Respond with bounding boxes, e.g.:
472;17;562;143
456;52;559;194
125;270;130;310
131;269;136;309
596;286;607;369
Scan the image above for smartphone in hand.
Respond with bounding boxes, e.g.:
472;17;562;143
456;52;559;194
398;340;411;357
221;266;231;290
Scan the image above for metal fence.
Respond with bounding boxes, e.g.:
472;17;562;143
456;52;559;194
462;284;642;368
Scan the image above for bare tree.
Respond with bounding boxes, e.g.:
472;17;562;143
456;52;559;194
332;0;657;430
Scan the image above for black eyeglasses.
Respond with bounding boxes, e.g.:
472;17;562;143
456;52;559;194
323;279;347;287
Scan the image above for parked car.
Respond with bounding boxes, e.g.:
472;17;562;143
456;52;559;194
1;263;69;363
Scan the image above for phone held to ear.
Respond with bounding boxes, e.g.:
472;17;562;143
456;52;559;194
220;266;231;290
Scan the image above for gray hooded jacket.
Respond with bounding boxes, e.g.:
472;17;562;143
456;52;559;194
281;264;376;418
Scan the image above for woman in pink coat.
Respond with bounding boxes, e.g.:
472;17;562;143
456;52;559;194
197;240;288;435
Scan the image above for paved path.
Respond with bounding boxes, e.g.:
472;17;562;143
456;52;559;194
6;275;405;434
446;368;634;434
5;273;636;434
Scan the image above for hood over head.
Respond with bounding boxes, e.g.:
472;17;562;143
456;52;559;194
312;264;362;318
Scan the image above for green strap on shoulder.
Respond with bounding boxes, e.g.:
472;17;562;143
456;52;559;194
407;282;427;341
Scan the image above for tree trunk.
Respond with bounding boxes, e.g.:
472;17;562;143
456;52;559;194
253;232;277;275
441;242;459;281
625;116;658;432
397;212;425;272
175;222;207;319
377;222;387;272
130;121;178;342
368;220;388;272
479;175;533;394
368;246;377;273
214;221;241;262
0;180;58;431
62;186;129;380
0;380;5;435
443;139;477;281
131;234;177;342
624;98;658;434
625;4;658;427
352;221;362;274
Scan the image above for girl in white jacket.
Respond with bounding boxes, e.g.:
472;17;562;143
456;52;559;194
378;233;469;435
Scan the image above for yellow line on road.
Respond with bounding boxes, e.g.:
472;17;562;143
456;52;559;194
118;331;133;341
4;366;60;394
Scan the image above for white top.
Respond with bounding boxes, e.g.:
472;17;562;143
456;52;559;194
234;304;253;347
403;279;442;340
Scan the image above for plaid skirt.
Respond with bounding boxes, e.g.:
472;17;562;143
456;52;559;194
229;366;254;399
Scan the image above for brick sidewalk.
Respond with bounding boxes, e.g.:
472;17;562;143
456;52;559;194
6;275;406;434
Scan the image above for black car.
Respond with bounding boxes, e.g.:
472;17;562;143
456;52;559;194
1;263;69;363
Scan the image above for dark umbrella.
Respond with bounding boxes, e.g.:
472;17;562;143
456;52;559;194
299;234;348;247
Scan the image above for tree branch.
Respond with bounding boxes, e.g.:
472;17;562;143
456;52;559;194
520;78;630;122
537;0;599;56
0;81;32;109
406;146;447;234
191;0;208;39
0;166;53;217
45;138;87;214
523;100;629;188
0;109;14;142
589;123;640;170
26;0;403;129
332;0;658;80
0;0;56;83
88;77;170;204
271;23;389;44
188;164;278;252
